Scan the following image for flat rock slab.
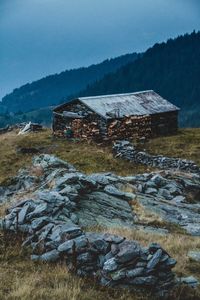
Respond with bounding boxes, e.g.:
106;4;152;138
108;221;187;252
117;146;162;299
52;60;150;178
76;191;135;228
115;240;141;263
188;251;200;262
180;276;199;288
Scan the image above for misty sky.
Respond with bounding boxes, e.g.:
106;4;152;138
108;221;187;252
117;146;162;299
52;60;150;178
1;0;200;100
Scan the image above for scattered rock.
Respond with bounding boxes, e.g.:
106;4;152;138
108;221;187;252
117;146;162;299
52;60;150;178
58;235;87;253
0;154;180;296
145;187;158;195
188;251;200;262
147;249;163;270
115;241;141;263
180;276;199;288
31;249;60;262
172;195;186;203
1;154;200;236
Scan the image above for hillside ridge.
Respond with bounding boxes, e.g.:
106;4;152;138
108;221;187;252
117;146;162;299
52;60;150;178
0;53;138;113
77;31;200;127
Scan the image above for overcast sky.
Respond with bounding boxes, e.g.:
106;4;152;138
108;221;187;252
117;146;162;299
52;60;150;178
0;0;200;100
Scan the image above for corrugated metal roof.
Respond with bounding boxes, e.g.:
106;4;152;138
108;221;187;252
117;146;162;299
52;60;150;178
78;90;179;119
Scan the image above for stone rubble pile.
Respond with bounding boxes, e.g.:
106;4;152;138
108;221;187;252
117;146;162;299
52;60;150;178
188;251;200;262
0;154;179;296
1;154;200;295
0;155;135;229
123;171;200;235
180;276;199;288
1;154;200;236
113;140;200;174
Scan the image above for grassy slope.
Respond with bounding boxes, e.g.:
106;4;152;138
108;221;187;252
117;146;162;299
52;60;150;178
0;129;150;184
1;128;200;300
144;128;200;165
1;128;200;185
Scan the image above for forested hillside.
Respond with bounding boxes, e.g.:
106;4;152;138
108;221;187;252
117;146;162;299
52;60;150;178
1;32;200;127
78;31;200;127
0;53;138;113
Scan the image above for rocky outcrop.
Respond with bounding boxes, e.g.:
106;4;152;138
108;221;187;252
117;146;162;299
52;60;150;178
1;201;177;296
1;154;200;236
0;154;179;297
179;276;199;288
123;171;200;236
113;140;200;174
0;155;135;228
188;251;200;262
1;154;200;296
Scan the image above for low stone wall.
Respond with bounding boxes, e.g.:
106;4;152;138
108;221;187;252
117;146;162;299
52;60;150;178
1;194;176;298
0;154;177;297
113;140;200;174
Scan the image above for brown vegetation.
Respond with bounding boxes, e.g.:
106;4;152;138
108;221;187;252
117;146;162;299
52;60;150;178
0;128;200;299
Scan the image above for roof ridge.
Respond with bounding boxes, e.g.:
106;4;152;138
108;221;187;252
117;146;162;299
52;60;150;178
79;90;154;100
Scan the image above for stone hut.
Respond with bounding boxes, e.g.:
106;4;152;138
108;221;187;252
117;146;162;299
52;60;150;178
52;90;179;141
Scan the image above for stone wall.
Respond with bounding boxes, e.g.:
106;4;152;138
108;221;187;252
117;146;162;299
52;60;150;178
0;154;178;297
113;140;200;174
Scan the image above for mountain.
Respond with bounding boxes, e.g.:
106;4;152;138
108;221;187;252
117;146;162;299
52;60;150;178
1;32;200;128
77;31;200;127
0;107;53;128
0;53;138;113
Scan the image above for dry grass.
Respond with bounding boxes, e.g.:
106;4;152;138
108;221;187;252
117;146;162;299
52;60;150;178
0;129;150;185
132;199;164;225
143;128;200;165
1;128;200;299
0;229;200;300
130;199;187;234
0;232;151;300
1;128;200;185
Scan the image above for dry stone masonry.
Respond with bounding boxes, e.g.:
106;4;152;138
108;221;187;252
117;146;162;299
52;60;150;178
0;154;200;296
124;171;200;236
113;140;200;174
